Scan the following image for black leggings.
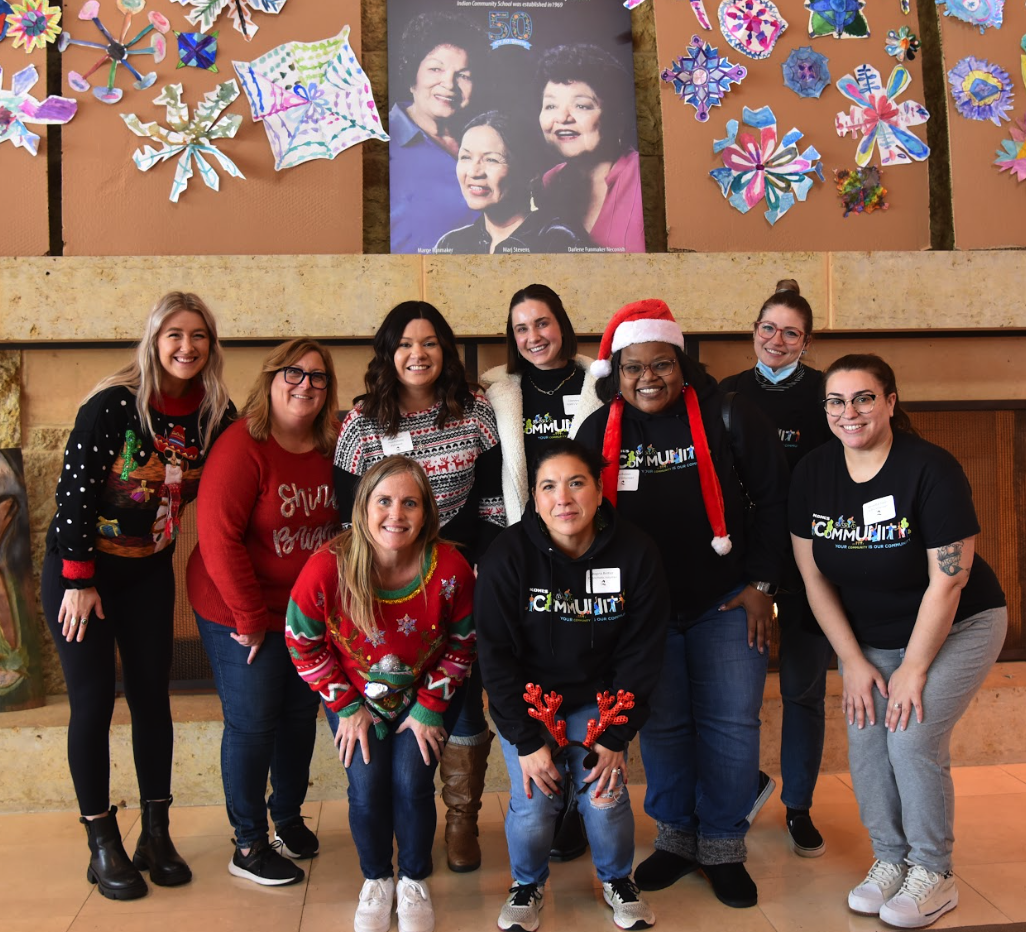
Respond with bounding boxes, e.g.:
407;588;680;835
42;549;176;816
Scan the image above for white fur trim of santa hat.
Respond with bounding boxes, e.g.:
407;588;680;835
589;299;685;379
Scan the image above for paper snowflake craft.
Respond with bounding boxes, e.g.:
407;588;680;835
994;113;1026;181
177;30;217;71
934;0;1002;34
782;46;831;98
169;0;286;42
690;0;712;29
900;0;909;13
710;105;823;225
835;63;930;166
623;0;647;7
660;35;747;122
121;80;243;202
59;1;170;104
0;2;13;41
717;0;788;61
5;0;61;52
805;0;868;39
948;57;1013;126
233;26;388;171
834;166;887;216
1021;34;1025;92
885;26;920;63
0;63;77;156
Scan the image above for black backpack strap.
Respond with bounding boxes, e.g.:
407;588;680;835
721;391;737;436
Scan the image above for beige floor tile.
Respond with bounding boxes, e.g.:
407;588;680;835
951;765;1026;796
0;809;92;844
953;793;1026;866
1000;762;1026;786
641;873;779;931
958;860;1026;920
930;874;1015;928
0;841;96;915
6;919;78;932
68;906;303;932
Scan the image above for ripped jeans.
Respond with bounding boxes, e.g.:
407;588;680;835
498;702;635;885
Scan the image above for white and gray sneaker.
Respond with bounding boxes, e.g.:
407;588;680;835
396;877;434;932
498;882;545;932
848;860;907;914
354;877;395;932
879;865;958;929
602;877;655;930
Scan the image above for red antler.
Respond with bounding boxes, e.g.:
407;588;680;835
583;689;635;748
524;683;568;748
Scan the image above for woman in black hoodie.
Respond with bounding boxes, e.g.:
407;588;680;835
476;439;669;932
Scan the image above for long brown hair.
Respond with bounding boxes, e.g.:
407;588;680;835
823;353;919;436
505;283;579;375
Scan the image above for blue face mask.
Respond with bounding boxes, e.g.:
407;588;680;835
756;359;799;384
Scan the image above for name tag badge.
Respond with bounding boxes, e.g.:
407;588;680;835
863;494;896;525
380;431;414;455
562;393;581;415
587;567;622;593
617;469;639;492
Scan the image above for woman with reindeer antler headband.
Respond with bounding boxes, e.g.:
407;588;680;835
476;438;670;932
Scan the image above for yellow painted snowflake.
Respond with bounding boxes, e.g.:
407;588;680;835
7;0;61;52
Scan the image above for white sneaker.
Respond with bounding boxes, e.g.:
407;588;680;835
498;882;545;932
879;865;958;929
602;877;655;930
848;860;907;914
396;877;434;932
354;877;395;932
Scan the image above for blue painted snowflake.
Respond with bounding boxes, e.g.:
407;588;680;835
935;0;1002;34
397;614;417;636
948;56;1014;126
660;35;747;123
364;627;387;648
782;46;831;98
441;576;458;601
805;0;868;38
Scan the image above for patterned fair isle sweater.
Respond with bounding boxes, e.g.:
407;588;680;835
286;543;476;733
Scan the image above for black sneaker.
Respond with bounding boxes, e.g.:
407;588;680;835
746;771;776;824
634;849;700;891
786;808;825;858
228;837;305;886
702;861;758;909
274;817;319;859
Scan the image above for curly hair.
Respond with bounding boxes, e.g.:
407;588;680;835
398;11;485;94
505;283;578;374
822;353;918;436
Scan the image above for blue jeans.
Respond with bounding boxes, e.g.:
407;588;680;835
499;703;636;885
640;588;769;864
450;661;488;740
196;615;320;849
776;590;834;810
324;702;462;881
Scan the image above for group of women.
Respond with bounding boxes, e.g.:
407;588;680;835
43;283;1006;932
390;12;643;255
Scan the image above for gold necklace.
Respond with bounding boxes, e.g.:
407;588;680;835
526;367;578;396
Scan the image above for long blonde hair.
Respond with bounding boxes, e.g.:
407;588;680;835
85;292;231;450
333;456;441;634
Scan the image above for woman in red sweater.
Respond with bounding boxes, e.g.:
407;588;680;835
187;339;340;887
288;455;476;932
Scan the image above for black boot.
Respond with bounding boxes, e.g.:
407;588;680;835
133;797;193;886
81;806;148;900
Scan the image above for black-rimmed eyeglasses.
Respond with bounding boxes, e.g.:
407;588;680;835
822;393;877;416
278;366;328;390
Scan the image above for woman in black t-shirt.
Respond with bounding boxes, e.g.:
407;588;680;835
789;354;1006;930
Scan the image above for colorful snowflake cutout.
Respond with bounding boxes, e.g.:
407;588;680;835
169;0;287;42
121;80;243;202
660;35;747;122
948;57;1014;126
834;166;888;216
805;0;869;39
934;0;1002;34
6;0;61;52
782;46;831;98
900;0;909;13
994;113;1026;181
177;30;217;72
1021;34;1025;92
0;63;77;156
717;0;788;61
60;1;170;104
710;105;823;225
835;63;930;167
690;0;712;29
885;26;920;63
0;2;12;42
623;0;648;7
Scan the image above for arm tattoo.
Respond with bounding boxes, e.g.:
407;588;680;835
936;541;967;578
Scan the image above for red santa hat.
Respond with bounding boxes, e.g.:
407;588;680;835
589;298;685;379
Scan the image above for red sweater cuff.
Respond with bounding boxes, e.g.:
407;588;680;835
63;559;95;580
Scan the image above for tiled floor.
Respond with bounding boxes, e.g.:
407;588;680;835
5;764;1025;932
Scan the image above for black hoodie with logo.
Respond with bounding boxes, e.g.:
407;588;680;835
475;498;671;756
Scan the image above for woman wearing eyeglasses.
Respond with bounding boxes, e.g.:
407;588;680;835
790;354;1006;929
719;280;834;858
188;339;341;887
574;300;790;909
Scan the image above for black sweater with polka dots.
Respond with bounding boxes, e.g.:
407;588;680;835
46;384;230;588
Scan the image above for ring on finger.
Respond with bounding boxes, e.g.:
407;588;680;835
80;617;89;626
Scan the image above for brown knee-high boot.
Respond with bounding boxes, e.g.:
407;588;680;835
440;732;494;872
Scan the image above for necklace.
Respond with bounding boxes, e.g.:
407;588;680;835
526;367;578;396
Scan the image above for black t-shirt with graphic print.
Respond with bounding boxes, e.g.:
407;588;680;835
520;361;586;479
789;431;1005;649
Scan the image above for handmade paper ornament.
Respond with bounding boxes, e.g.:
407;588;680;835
0;2;13;41
947;56;1014;125
169;0;286;42
885;26;920;63
660;35;747;122
994;113;1026;181
710;104;823;225
782;46;831;98
5;0;61;52
934;0;1003;34
690;0;712;29
835;63;929;166
176;30;217;71
1021;34;1025;90
717;0;788;60
0;63;77;155
834;166;888;216
805;0;869;39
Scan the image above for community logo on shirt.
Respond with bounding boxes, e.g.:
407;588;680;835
525;586;627;623
524;413;573;438
778;427;800;448
810;513;912;551
621;443;696;473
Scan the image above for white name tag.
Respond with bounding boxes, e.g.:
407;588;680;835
863;494;896;525
587;567;621;593
617;469;639;492
380;431;414;455
562;394;581;415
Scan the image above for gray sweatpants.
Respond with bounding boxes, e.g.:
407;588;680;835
844;607;1007;873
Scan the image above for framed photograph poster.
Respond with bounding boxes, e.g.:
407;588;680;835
387;0;644;255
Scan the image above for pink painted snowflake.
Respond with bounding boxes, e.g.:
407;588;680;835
995;113;1026;182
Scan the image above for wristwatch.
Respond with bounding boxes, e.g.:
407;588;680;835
751;581;779;597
